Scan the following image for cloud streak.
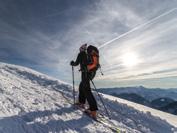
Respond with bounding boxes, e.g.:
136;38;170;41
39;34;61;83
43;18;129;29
0;0;177;88
98;8;177;49
97;10;177;86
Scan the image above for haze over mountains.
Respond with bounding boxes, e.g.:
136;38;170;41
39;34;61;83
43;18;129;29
98;86;177;115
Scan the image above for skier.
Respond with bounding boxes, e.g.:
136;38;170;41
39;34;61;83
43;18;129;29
70;44;98;118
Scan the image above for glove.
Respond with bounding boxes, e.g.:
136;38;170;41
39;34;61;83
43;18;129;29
70;61;75;66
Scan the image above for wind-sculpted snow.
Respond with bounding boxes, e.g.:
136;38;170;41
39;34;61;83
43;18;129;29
0;62;176;133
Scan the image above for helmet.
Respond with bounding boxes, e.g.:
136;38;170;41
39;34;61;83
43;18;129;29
79;43;87;52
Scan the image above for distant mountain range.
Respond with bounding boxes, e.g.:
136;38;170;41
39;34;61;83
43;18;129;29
98;86;177;115
112;93;150;106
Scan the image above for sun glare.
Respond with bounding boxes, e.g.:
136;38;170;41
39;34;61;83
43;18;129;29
121;52;140;68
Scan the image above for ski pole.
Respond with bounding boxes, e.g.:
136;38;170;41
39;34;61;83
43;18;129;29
72;66;75;105
90;80;110;119
98;64;104;76
99;66;104;76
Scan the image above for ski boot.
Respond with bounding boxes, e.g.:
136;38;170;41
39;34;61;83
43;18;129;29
85;109;97;119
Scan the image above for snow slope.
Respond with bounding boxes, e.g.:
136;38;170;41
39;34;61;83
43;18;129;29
0;62;176;133
102;94;177;128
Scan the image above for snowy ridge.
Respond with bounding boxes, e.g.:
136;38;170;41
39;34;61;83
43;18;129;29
102;94;177;128
0;62;176;133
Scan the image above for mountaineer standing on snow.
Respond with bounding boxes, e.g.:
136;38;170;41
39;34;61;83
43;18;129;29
70;44;99;118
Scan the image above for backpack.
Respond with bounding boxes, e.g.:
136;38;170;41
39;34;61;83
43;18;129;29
87;45;100;71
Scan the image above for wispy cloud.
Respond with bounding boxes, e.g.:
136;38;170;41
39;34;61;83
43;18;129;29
97;10;177;86
0;0;177;88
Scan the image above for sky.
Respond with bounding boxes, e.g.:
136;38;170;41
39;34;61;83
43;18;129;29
0;0;177;88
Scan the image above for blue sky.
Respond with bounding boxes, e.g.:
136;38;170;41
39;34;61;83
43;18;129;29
0;0;177;88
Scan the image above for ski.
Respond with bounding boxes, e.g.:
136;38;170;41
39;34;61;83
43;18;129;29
73;104;125;133
83;110;126;133
58;90;126;133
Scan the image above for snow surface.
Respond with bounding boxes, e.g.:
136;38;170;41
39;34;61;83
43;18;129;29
0;62;176;133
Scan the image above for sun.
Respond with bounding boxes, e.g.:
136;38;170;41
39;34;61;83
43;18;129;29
121;52;140;68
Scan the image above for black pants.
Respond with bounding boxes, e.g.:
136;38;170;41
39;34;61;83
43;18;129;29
79;71;98;111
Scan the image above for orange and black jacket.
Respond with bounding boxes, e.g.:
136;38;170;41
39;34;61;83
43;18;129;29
72;51;98;72
72;51;88;72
